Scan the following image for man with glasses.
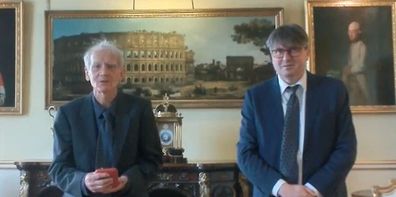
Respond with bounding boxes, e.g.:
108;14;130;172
237;24;357;197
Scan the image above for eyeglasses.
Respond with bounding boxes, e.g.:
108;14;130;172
270;46;306;58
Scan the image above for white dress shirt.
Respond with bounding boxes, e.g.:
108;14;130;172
271;72;321;197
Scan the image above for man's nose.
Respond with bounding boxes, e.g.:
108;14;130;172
282;51;292;60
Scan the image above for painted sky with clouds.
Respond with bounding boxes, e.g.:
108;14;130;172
53;16;274;65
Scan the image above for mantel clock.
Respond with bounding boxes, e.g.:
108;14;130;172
154;94;186;163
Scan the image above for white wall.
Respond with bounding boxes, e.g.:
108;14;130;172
0;162;20;197
347;162;396;194
1;0;396;196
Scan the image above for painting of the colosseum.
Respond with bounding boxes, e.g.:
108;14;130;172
46;9;283;107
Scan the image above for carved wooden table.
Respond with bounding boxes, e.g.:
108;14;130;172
149;162;250;197
14;161;52;197
15;161;251;197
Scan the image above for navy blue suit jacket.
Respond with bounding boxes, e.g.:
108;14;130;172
237;72;357;197
49;92;163;197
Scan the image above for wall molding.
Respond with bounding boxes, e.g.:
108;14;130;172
1;160;396;170
0;161;17;169
353;160;396;170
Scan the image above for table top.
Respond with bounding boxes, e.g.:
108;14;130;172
14;161;51;170
13;160;238;171
351;189;373;197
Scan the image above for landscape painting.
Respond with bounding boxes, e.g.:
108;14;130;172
46;8;283;108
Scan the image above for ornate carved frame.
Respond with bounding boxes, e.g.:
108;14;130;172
0;2;22;114
306;0;396;113
45;8;283;108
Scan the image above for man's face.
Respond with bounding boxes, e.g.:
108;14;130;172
85;49;124;94
270;43;309;84
348;23;361;42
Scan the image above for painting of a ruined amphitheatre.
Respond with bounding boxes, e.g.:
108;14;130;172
46;9;283;107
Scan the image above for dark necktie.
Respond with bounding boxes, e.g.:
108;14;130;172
279;85;300;183
96;111;114;168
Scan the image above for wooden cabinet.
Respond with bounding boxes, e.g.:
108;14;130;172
15;161;251;197
15;161;52;197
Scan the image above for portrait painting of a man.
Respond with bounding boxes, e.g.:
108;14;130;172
0;2;22;114
310;5;395;107
0;8;16;107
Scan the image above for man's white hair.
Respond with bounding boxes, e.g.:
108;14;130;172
83;40;124;70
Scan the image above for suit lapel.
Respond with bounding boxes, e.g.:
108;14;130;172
304;73;319;149
78;95;98;168
112;93;130;165
269;77;284;135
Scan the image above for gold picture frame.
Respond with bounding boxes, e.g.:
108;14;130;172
0;2;22;115
306;0;396;113
45;8;283;108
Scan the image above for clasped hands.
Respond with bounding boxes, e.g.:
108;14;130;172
84;171;128;194
278;183;317;197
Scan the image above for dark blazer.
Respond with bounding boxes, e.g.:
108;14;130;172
237;72;357;197
49;92;163;197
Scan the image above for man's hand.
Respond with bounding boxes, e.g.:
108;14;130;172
278;183;316;197
106;175;128;193
84;172;128;194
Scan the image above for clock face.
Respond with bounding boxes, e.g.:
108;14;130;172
159;124;173;146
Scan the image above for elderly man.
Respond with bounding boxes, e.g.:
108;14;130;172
49;40;163;197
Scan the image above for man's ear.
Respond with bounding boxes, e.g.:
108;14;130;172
305;47;310;59
84;68;90;81
306;46;310;54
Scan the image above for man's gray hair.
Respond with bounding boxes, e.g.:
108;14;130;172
83;40;124;70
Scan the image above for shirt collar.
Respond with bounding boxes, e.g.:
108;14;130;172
91;93;118;119
277;71;307;94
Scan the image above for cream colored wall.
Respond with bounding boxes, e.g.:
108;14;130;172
0;0;395;196
0;0;307;161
